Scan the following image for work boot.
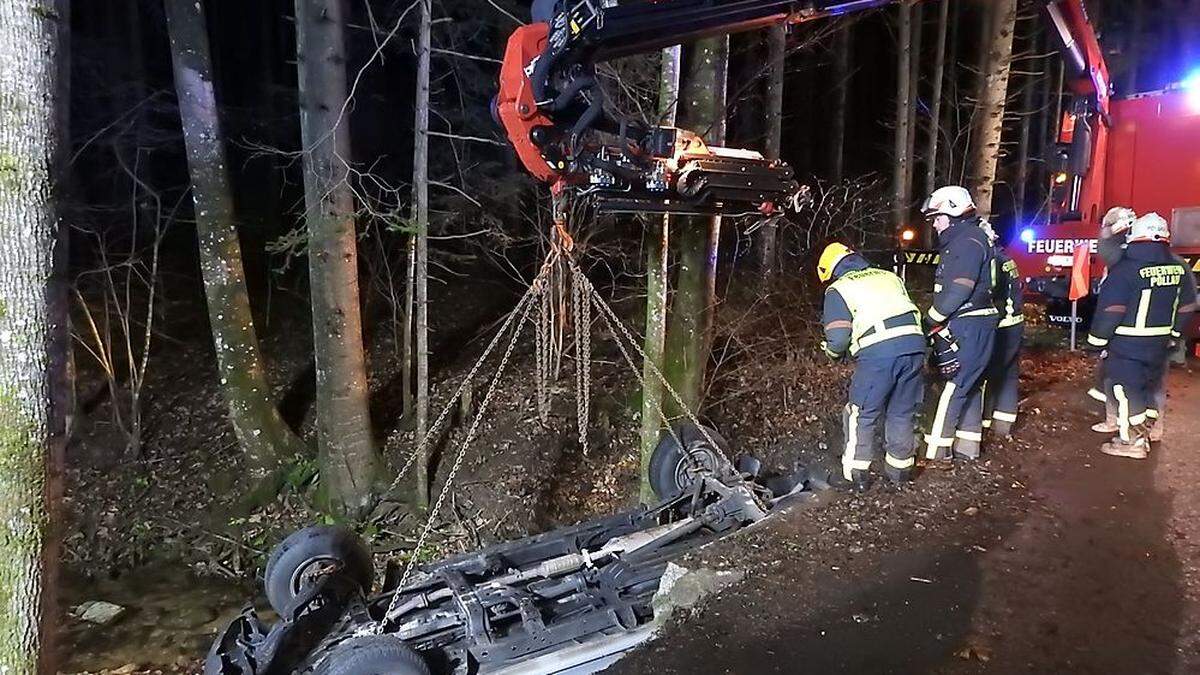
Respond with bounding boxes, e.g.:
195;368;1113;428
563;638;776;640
1100;437;1149;460
1091;420;1119;434
1150;418;1165;443
951;438;981;461
883;465;913;487
851;470;872;493
990;420;1014;439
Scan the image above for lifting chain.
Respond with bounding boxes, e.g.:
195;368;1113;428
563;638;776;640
535;279;551;425
377;279;540;631
570;260;735;471
571;263;591;450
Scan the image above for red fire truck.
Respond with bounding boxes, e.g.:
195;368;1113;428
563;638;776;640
1011;0;1200;340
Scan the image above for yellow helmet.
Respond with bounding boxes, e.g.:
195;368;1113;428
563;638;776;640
817;242;854;283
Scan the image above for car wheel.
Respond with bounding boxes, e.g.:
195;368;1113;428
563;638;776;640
648;423;732;500
264;525;373;614
312;636;431;675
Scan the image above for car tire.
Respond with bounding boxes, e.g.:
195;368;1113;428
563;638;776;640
648;423;732;500
312;636;431;675
264;525;373;615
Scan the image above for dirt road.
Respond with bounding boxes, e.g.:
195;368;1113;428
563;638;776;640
617;364;1200;674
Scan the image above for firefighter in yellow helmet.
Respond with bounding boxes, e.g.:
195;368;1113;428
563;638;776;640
818;243;927;490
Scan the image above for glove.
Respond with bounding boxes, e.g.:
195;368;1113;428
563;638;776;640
929;328;961;379
821;341;844;362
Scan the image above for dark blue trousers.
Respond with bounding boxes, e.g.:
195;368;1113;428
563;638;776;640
842;353;927;479
1106;338;1170;442
983;323;1024;431
925;315;997;459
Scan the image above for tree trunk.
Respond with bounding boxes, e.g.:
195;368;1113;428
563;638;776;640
830;23;851;182
295;0;380;517
925;0;949;194
412;0;431;508
892;1;913;229
756;25;785;277
969;0;1018;218
1013;16;1038;227
664;35;728;417
0;2;66;671
904;2;923;202
639;45;681;504
165;0;307;483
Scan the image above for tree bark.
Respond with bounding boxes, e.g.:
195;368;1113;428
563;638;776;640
412;0;431;508
756;24;785;277
904;2;923;202
925;0;949;194
830;23;851;182
295;0;380;517
892;1;913;229
969;0;1018;218
1013;15;1038;226
0;2;66;671
165;0;307;483
664;35;727;417
639;45;680;504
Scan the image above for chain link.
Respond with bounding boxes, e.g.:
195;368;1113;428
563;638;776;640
380;253;557;499
377;289;538;631
571;264;590;450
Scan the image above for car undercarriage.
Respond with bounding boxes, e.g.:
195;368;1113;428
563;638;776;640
205;425;815;675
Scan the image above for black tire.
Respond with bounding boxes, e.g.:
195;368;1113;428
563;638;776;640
648;423;732;500
264;526;373;615
312;636;431;675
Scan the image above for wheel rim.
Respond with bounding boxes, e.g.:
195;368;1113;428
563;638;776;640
290;556;341;597
672;443;719;493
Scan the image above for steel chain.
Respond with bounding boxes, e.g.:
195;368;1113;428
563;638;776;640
381;253;556;499
377;290;538;630
573;262;734;469
571;264;590;450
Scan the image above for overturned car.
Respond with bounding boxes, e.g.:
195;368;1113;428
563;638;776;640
206;425;814;675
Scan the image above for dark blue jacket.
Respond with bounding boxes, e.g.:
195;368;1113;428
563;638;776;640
1088;242;1197;358
994;246;1025;328
928;218;996;325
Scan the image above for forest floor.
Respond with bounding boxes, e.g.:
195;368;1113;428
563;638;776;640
57;261;1200;674
616;355;1200;674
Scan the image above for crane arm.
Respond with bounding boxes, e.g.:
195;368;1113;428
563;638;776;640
495;0;897;217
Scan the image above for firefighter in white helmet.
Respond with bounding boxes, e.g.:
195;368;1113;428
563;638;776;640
919;186;998;461
1086;213;1196;458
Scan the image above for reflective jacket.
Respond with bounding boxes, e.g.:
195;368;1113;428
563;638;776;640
993;247;1025;329
928;218;997;325
823;254;925;359
1087;242;1197;356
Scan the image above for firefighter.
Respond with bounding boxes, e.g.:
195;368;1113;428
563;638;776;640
920;186;998;461
1089;207;1135;433
1086;213;1197;459
980;220;1024;437
818;243;927;490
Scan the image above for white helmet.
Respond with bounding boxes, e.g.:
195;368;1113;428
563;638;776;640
1128;212;1170;243
1102;207;1137;235
978;218;999;245
921;186;976;218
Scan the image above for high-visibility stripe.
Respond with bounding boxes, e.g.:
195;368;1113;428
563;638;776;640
1087;388;1107;403
925;382;957;458
1114;384;1131;443
928;307;948;323
1134;288;1152;328
1129;413;1147;426
993;410;1018;423
853;324;924;353
1087;334;1110;347
999;314;1026;328
1146;408;1160;420
960;307;1000;318
842;404;861;480
1114;325;1173;337
982;419;992;428
956;430;983;442
885;454;915;470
